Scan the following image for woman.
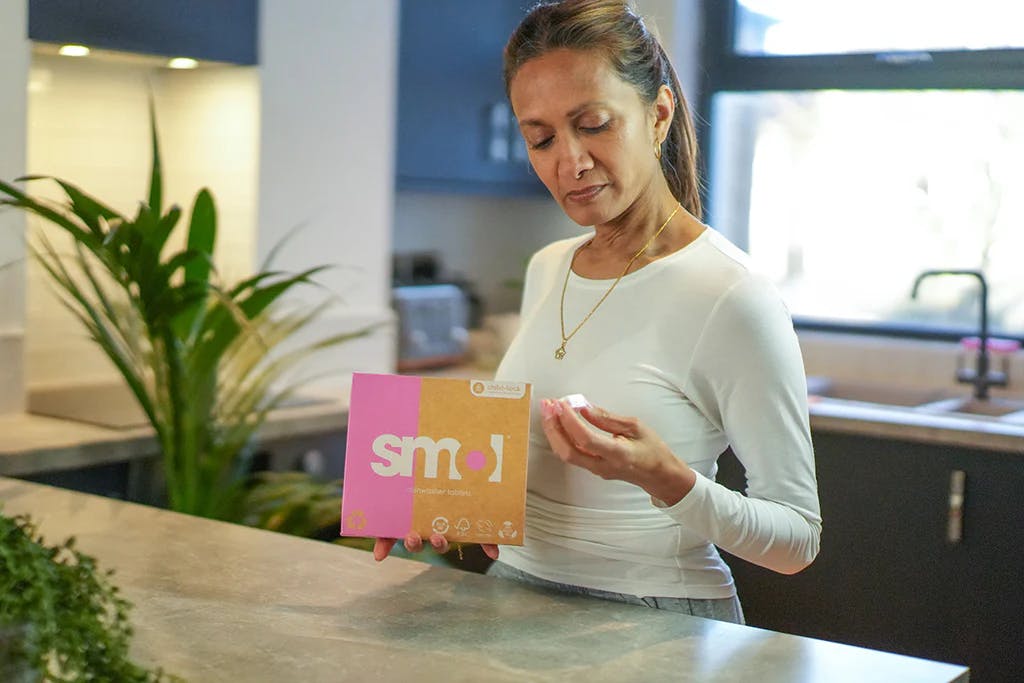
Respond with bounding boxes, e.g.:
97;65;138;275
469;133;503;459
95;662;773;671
375;0;821;624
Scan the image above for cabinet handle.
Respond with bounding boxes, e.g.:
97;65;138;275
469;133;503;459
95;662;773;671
947;469;966;544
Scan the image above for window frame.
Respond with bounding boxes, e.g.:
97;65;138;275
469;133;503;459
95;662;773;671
697;1;1024;343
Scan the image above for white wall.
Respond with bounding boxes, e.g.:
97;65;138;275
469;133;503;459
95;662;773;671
393;193;577;314
24;53;259;388
391;0;704;316
0;0;29;414
258;0;399;394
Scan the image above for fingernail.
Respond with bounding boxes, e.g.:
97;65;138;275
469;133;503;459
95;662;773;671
431;536;444;549
552;400;565;416
540;399;554;418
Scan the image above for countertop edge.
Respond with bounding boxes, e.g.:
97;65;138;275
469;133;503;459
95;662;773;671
0;400;349;475
809;402;1024;454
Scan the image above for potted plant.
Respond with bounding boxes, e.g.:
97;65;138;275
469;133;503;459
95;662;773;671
0;507;177;682
0;106;374;521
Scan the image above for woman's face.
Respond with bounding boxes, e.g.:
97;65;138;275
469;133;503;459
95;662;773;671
509;48;666;227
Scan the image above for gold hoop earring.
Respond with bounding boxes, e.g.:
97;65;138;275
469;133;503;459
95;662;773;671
655;140;662;161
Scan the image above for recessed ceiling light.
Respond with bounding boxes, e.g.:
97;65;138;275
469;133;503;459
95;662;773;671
58;44;90;57
167;57;198;69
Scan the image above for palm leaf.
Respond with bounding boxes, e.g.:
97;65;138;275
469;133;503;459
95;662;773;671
185;189;216;285
31;241;172;495
23;175;125;238
0;179;97;246
147;96;162;216
258;220;310;272
2;105;373;525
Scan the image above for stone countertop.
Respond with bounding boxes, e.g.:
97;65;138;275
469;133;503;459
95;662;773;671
807;397;1024;454
0;477;968;683
0;398;349;476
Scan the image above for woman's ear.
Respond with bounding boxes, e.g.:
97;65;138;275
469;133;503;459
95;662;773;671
653;83;676;144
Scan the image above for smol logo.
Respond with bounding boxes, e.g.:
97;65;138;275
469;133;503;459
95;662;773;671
497;521;518;540
476;519;494;534
470;379;527;399
345;510;367;531
432;516;450;534
454;518;471;536
370;433;506;482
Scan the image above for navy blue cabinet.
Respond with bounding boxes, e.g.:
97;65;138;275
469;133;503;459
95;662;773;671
397;0;545;196
717;435;1024;683
28;0;258;65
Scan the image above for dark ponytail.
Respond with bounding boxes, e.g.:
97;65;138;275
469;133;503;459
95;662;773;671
654;41;702;218
504;0;702;218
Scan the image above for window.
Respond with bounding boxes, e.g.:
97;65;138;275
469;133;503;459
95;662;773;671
701;1;1024;339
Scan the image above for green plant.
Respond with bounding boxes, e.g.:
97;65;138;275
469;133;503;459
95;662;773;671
0;508;177;682
241;470;347;539
0;106;371;521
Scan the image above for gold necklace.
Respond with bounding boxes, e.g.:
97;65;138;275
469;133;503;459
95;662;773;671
555;204;681;360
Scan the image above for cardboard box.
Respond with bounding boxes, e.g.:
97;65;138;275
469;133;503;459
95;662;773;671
340;373;531;545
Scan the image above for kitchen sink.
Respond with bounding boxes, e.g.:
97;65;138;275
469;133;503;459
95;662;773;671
806;377;960;408
806;376;1024;423
915;396;1024;418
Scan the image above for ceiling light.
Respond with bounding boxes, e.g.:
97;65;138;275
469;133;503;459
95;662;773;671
58;44;90;57
167;57;198;69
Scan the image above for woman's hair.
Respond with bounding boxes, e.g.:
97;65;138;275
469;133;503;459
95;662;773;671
504;0;702;218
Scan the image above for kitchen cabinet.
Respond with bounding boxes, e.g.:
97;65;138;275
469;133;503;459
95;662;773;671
12;428;347;508
716;433;1024;683
28;0;257;64
20;459;135;500
396;0;546;195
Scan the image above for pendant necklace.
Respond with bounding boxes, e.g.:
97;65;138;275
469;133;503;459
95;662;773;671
555;204;681;360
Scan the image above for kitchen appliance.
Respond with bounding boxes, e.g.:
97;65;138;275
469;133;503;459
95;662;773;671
393;283;470;371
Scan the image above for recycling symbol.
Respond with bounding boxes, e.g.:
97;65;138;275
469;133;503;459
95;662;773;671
346;510;367;531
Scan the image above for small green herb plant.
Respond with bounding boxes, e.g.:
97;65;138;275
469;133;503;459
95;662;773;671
0;509;177;682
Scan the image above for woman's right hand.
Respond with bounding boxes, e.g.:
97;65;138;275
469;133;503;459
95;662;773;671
373;534;500;562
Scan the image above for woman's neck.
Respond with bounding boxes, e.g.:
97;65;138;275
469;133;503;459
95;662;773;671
586;194;695;262
570;198;705;280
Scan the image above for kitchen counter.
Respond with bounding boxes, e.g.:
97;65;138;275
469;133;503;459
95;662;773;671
807;397;1024;454
0;397;349;477
4;364;1020;486
0;477;969;682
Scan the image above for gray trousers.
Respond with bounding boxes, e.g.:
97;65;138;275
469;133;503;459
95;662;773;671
486;561;745;624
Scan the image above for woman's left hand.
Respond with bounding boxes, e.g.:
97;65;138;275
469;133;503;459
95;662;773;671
539;398;697;506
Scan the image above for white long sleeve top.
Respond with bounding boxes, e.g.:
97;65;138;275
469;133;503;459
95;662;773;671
494;227;821;599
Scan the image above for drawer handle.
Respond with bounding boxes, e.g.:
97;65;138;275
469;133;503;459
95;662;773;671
947;469;966;544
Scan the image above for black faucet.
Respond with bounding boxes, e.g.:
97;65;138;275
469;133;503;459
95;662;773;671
910;269;1007;400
